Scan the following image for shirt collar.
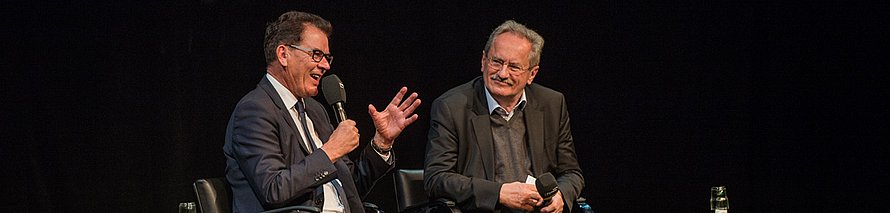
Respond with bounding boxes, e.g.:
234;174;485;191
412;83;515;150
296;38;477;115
266;74;302;109
484;86;527;115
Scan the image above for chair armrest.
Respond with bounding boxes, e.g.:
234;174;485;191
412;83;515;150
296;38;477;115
363;202;383;213
260;205;321;213
427;198;460;213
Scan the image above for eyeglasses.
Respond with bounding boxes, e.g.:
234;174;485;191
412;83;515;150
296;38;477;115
287;44;333;64
486;56;529;74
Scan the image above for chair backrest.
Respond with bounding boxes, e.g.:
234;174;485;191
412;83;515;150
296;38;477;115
393;169;427;212
194;177;231;213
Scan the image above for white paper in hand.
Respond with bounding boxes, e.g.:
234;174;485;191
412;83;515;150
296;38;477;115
525;175;537;184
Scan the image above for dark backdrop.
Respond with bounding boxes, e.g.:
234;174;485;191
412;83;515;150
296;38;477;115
3;1;887;212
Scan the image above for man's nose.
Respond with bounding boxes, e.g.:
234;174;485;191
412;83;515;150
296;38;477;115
318;58;331;70
495;66;510;78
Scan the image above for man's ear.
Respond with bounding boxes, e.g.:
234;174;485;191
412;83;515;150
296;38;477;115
480;50;486;72
527;65;540;85
276;45;289;67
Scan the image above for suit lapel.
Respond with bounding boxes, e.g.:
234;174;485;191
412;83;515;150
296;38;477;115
524;85;547;175
305;99;332;144
471;115;495;180
259;77;313;156
471;78;496;180
524;104;545;175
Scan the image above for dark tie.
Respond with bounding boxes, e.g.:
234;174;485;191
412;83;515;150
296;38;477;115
296;100;350;213
494;107;508;119
295;100;318;152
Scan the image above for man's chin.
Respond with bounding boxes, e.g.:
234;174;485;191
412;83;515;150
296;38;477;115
295;89;318;98
488;83;510;91
487;88;513;98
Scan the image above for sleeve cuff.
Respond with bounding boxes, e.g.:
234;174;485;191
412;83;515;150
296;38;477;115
370;139;394;164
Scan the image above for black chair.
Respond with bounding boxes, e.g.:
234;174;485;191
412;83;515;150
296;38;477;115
393;169;424;212
193;177;320;213
393;170;592;213
393;169;459;213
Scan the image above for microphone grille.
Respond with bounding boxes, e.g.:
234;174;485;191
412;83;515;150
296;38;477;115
321;74;346;105
535;173;558;196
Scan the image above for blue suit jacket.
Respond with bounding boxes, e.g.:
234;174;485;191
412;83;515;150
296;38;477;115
224;76;392;213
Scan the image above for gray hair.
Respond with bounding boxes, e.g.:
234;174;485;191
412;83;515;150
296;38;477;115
483;20;544;67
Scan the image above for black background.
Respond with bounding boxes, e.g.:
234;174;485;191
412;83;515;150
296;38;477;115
3;1;887;212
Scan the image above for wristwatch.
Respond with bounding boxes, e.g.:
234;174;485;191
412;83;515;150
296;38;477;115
370;139;393;154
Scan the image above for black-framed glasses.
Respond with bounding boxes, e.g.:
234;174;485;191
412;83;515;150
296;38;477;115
486;55;529;74
287;44;333;64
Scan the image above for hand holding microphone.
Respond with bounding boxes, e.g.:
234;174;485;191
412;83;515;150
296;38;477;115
535;173;564;213
499;182;543;212
321;120;359;162
535;173;558;206
320;75;358;162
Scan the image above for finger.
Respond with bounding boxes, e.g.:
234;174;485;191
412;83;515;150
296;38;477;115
399;92;418;111
368;104;378;116
516;201;531;212
403;114;419;126
529;198;540;206
403;98;421;115
340;119;356;127
541;207;553;213
399;93;418;111
389;87;408;107
529;193;543;201
521;203;535;212
541;204;556;213
546;200;563;213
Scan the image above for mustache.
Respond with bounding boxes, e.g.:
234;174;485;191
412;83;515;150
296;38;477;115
489;74;514;86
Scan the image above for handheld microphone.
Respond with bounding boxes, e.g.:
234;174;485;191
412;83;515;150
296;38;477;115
321;74;347;123
535;173;559;206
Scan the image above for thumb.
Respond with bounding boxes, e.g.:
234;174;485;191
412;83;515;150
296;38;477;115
368;104;378;116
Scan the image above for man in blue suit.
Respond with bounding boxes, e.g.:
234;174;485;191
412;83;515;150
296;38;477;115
224;11;421;213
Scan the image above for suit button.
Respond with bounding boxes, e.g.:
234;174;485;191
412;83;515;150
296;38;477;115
323;171;329;175
315;199;323;205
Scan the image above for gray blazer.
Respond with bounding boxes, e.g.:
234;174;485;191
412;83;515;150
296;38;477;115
424;76;584;212
224;76;392;213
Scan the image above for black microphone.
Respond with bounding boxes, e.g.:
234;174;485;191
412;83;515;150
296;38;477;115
321;74;347;123
535;173;559;206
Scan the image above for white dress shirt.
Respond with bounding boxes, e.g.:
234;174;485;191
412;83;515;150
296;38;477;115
267;74;345;213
